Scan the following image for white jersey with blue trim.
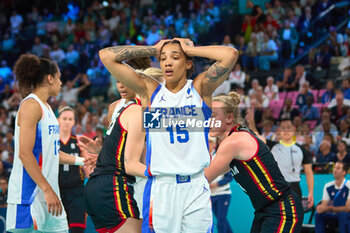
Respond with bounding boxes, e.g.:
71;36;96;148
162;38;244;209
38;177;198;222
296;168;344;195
145;80;211;176
8;93;61;204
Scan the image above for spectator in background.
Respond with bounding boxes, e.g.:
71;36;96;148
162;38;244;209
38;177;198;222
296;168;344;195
295;64;318;90
50;43;66;64
9;11;23;35
314;120;338;153
329;90;350;124
256;86;269;108
241;15;255;43
0;176;8;208
324;132;339;155
65;44;80;70
31;37;47;58
314;44;332;70
228;63;246;89
146;25;162;45
301;95;320;121
261;119;275;140
245;34;260;71
263;14;279;31
264;76;278;100
336;118;350;146
315;162;350;233
259;34;278;70
58;73;90;107
341;78;350;100
248;79;260;96
83;123;97;139
0;161;9;178
322;80;335;105
276;67;292;91
235;36;247;70
296;82;313;109
316;140;336;164
279;98;300;120
280;20;299;60
221;35;234;48
334;141;350;164
338;56;350;78
86;60;109;101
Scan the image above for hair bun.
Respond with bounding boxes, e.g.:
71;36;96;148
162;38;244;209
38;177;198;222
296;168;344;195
228;91;241;106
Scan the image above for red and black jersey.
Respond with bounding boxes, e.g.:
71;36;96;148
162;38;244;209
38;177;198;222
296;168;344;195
59;135;84;189
91;98;141;184
228;125;291;211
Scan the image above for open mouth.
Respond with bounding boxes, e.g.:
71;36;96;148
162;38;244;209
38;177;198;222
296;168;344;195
165;70;173;76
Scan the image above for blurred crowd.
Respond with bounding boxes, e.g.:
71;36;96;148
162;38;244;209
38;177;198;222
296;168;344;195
0;0;348;194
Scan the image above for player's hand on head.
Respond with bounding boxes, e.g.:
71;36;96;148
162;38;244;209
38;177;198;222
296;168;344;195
173;38;194;54
43;187;62;216
153;39;172;60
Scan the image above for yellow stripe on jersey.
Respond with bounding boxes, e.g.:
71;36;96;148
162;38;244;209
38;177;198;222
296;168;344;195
114;177;127;219
116;131;127;170
253;157;281;197
279;201;287;233
123;179;135;218
243;161;275;201
288;196;298;233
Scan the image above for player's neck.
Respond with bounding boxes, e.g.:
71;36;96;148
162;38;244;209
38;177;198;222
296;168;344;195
60;131;71;141
165;77;187;93
33;88;50;104
335;177;345;187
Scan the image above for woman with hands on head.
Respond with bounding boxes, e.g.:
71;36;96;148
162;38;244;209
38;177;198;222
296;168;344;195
6;54;91;233
98;38;238;233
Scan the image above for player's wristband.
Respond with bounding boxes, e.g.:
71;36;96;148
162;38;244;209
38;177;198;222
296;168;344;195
74;157;85;166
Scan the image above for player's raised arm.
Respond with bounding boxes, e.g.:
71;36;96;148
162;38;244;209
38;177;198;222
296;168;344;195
175;38;239;98
99;41;169;97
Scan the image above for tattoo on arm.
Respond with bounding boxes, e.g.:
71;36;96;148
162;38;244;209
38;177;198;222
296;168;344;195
205;62;229;82
107;46;156;62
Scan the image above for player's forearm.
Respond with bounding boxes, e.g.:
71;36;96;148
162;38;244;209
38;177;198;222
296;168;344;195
99;46;156;63
124;162;147;178
187;46;238;73
19;152;52;192
304;166;314;196
59;151;83;165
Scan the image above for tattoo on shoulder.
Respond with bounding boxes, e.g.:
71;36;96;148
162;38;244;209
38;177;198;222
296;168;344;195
205;62;229;82
107;46;156;62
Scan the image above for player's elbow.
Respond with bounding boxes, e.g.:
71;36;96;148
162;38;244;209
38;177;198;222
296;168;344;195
124;162;134;176
226;47;238;63
99;49;109;63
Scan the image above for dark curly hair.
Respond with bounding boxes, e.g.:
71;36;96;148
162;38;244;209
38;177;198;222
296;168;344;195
13;54;58;97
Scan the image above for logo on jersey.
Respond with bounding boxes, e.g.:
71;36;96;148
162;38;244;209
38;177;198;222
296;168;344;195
231;165;240;176
143;106;221;131
143;110;162;129
159;94;166;102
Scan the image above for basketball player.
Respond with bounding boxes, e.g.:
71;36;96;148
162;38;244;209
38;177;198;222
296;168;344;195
82;63;163;232
205;92;304;233
98;38;238;232
58;106;87;233
6;54;90;233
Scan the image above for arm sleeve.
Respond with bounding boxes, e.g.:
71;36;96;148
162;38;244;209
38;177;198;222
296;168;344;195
300;144;313;164
217;172;234;186
323;184;330;201
266;139;278;149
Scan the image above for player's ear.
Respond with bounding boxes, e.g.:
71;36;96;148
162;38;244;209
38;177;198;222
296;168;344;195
226;113;234;124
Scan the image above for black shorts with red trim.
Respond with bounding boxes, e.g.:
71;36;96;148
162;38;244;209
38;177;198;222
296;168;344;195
250;191;304;233
84;174;140;233
60;185;86;229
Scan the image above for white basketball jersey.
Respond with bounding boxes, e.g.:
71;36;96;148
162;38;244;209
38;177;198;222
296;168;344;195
8;94;61;204
145;80;211;176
